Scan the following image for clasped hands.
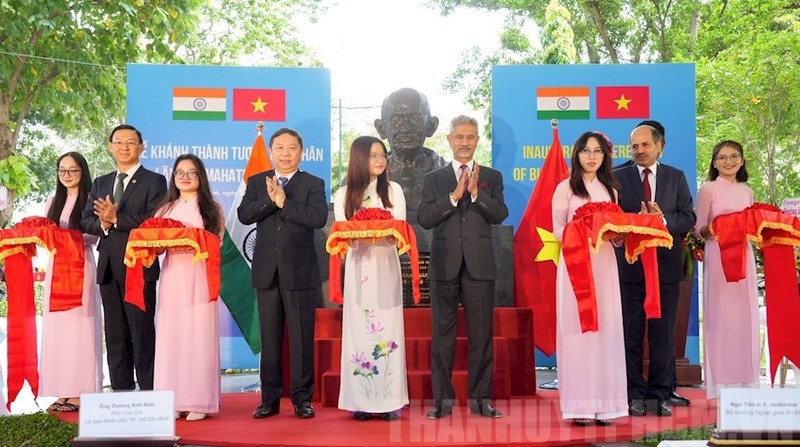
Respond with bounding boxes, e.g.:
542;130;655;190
265;176;286;208
450;163;480;203
93;195;118;230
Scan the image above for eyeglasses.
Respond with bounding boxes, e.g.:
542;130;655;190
111;141;140;148
174;170;198;180
579;148;604;158
715;154;742;162
369;153;388;161
58;169;81;178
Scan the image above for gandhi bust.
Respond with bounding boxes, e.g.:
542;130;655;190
374;88;447;209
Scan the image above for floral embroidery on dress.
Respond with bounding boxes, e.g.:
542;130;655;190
349;308;400;399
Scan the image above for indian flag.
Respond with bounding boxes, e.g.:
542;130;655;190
537;87;590;120
220;132;273;354
172;87;227;121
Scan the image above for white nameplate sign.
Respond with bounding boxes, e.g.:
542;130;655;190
719;388;800;431
79;391;175;438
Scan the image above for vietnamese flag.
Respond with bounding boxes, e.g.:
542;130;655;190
513;127;569;356
233;88;286;121
596;86;649;119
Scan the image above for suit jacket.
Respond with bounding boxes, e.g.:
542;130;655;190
237;170;328;290
613;162;696;284
417;164;508;282
81;167;167;283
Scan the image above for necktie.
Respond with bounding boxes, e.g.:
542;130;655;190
642;168;652;202
458;164;470;210
114;172;128;204
278;176;288;188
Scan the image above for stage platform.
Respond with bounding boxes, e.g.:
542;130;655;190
57;387;717;447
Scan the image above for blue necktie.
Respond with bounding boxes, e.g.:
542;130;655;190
278;176;288;188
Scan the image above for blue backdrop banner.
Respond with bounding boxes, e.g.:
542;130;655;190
492;63;699;366
127;64;331;368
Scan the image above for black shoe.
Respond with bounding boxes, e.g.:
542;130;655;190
595;419;613;426
655;400;672;416
470;402;503;418
294;401;315;419
628;399;646;417
353;411;372;421
379;411;399;421
426;406;452;419
666;390;690;407
253;402;280;419
572;418;592;427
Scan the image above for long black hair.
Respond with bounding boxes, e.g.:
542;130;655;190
156;154;223;235
47;152;91;230
343;136;392;220
569;131;618;202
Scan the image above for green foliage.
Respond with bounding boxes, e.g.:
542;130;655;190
181;0;322;66
695;0;800;205
1;0;318;223
429;0;702;63
0;282;45;318
0;155;37;198
635;424;716;447
541;0;578;64
0;412;78;447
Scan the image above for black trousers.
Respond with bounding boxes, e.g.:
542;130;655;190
99;272;156;391
256;275;318;406
429;261;495;407
621;280;680;401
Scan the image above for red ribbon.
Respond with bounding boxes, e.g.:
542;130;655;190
124;218;221;311
561;202;673;332
710;203;800;384
0;216;85;409
326;219;420;305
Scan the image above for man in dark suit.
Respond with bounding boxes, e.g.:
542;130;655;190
238;128;327;420
613;124;696;417
622;120;691;408
82;124;167;391
418;115;509;419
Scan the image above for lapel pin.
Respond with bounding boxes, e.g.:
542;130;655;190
132;179;137;184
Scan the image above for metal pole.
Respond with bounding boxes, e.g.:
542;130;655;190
338;98;343;188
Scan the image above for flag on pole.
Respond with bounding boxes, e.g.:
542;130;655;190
220;130;273;354
513;126;569;356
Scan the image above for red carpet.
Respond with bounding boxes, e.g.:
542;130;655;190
58;388;716;446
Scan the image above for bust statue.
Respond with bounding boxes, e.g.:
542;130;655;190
374;88;447;209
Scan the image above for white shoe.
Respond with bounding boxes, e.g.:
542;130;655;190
186;412;206;421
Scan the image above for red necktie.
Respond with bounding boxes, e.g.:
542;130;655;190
642;168;652;202
458;164;470;209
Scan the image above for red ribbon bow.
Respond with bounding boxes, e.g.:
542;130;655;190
0;216;85;409
710;202;800;383
124;218;221;311
561;202;673;332
326;213;420;305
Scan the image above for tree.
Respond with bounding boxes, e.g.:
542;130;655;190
181;0;322;67
694;0;800;205
541;0;578;65
1;0;321;225
0;0;203;225
430;0;702;63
